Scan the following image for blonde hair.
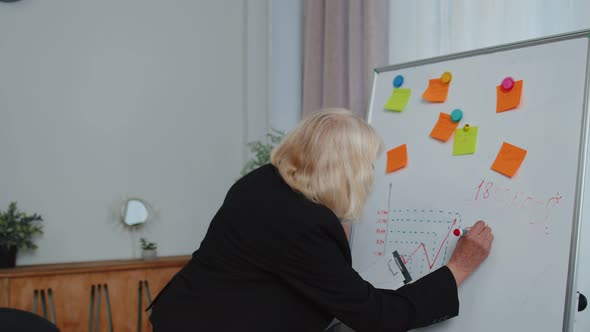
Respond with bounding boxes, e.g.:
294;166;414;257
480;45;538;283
271;108;384;221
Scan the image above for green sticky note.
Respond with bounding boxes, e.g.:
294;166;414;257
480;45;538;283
384;88;411;112
453;126;478;155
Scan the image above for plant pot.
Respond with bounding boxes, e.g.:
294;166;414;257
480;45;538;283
0;246;17;268
141;249;157;260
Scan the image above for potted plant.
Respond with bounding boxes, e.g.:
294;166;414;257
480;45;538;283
0;202;43;268
241;128;285;176
140;238;157;260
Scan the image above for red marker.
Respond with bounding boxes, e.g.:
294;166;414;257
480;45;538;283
453;227;471;237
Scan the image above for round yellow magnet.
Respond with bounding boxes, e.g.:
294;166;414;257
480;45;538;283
463;124;470;131
441;71;452;84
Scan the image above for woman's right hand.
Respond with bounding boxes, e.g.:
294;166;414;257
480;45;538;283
446;220;493;286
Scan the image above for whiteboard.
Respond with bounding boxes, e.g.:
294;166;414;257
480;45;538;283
350;31;590;332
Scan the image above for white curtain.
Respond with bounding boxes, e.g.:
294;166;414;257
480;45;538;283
302;0;389;120
389;0;590;64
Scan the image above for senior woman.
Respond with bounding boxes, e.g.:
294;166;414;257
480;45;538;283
149;109;493;332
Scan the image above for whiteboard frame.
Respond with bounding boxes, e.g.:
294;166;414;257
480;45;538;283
353;29;590;332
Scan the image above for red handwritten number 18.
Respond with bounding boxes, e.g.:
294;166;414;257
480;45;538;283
475;180;494;200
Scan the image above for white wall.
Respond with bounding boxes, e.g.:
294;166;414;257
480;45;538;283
0;0;273;265
270;0;303;133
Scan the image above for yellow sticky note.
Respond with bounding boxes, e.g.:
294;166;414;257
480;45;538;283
422;78;450;102
496;80;523;113
384;88;412;112
491;142;527;177
453;126;478;155
430;112;459;142
386;144;407;173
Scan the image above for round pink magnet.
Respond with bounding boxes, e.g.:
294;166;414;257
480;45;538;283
501;77;514;91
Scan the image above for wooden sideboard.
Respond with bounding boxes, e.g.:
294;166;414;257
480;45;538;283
0;255;190;332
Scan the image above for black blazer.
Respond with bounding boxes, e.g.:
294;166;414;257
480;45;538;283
150;164;458;332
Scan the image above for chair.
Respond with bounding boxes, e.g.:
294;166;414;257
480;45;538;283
325;319;342;332
0;307;60;332
325;326;339;332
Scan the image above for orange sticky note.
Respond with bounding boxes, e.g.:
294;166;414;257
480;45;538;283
430;113;459;142
422;78;450;102
491;142;527;177
386;144;407;173
496;80;523;113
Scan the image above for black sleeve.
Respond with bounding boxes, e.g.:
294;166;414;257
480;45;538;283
276;224;459;332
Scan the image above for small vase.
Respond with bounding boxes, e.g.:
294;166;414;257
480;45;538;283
0;246;17;268
141;249;157;260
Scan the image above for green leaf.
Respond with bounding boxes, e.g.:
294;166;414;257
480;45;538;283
240;128;286;176
0;202;43;250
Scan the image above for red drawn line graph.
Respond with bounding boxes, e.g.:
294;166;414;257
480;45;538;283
400;218;457;269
